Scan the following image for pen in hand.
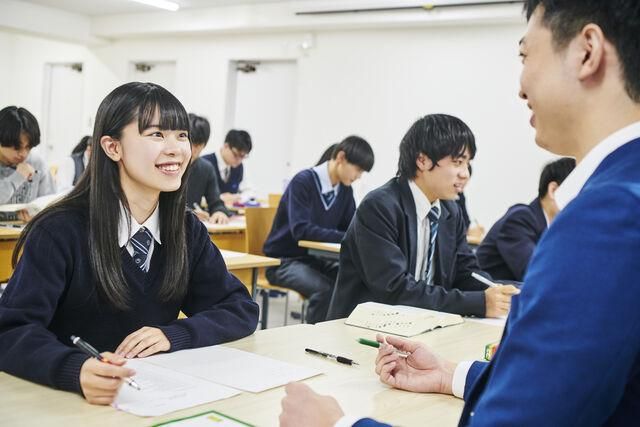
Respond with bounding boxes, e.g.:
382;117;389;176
70;335;141;391
305;348;359;366
471;272;498;288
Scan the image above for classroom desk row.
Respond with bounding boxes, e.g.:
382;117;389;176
0;318;503;426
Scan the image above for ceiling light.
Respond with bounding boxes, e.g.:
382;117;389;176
129;0;180;12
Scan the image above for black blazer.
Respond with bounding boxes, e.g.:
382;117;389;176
476;198;547;281
327;178;488;320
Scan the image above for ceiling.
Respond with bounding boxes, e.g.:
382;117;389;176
18;0;301;16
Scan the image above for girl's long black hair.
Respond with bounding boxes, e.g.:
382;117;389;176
14;82;191;310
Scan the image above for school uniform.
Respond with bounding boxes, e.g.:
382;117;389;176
201;152;244;194
263;161;355;323
186;157;232;216
327;178;488;320
0;204;259;394
0;152;55;220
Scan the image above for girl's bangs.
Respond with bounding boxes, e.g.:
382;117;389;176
136;87;189;132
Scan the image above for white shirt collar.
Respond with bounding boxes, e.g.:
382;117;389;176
117;202;161;248
312;161;340;195
217;148;229;172
408;179;440;221
556;121;640;210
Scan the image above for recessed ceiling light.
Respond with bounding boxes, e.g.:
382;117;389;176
129;0;180;12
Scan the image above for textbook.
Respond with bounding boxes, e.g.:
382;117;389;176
345;302;464;337
0;192;66;216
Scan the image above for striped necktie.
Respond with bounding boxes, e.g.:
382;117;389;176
130;227;153;271
425;205;440;285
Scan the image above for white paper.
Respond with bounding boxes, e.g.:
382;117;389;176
219;250;245;259
113;359;240;417
465;315;507;327
143;346;323;393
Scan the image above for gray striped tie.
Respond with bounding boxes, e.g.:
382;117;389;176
425;205;440;285
130;227;153;271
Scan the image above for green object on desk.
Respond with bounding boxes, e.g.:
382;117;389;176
358;338;380;348
152;409;253;426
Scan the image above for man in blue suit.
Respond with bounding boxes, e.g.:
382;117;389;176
476;157;575;281
279;1;640;426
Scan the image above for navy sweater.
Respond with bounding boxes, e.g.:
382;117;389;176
263;169;355;258
202;152;244;194
0;208;258;394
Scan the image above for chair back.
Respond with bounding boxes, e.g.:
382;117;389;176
244;206;277;256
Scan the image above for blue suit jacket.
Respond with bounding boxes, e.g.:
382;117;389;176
327;178;488;320
476;198;547;281
459;138;640;425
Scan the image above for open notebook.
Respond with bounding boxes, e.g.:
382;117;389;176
0;192;66;215
345;302;464;337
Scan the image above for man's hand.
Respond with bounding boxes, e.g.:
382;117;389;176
115;326;170;358
194;210;210;222
375;334;457;394
210;211;230;224
221;192;242;205
279;382;344;427
485;285;520;318
15;162;35;180
79;352;135;405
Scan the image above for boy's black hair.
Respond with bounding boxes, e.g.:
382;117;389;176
397;114;476;180
225;129;252;153
332;136;374;172
538;157;576;198
188;113;211;146
525;0;640;102
0;106;41;150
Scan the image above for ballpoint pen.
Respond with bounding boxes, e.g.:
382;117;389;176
70;335;141;391
305;348;359;366
471;272;498;288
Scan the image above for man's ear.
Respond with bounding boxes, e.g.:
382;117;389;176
416;153;433;173
576;23;606;81
335;150;346;163
100;135;122;162
547;181;559;200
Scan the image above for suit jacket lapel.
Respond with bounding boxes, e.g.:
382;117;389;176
530;197;547;235
435;202;455;288
398;179;418;275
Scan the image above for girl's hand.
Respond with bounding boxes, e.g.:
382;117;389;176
79;352;135;405
115;326;170;358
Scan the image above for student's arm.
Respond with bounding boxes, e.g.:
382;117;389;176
0;171;27;204
337;194;356;232
37;166;56;197
287;174;345;243
467;187;640;425
0;224;91;393
204;165;232;217
156;214;259;351
352;196;485;317
494;209;540;281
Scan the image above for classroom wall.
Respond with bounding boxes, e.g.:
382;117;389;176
0;18;555;227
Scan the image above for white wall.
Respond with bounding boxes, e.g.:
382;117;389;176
0;17;555;227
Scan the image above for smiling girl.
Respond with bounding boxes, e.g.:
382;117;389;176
0;82;259;404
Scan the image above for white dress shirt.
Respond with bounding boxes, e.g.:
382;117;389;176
451;120;640;399
312;161;341;207
117;203;161;272
408;180;440;283
216;148;254;199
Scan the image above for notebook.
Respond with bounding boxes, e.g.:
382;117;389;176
345;302;464;337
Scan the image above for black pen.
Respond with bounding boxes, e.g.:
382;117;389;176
305;348;359;366
70;335;141;390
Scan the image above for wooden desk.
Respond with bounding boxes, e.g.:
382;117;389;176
206;219;247;253
221;250;280;297
298;240;340;261
0;319;502;427
0;227;22;282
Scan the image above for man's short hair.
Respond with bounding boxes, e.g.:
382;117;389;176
525;0;640;102
188;113;211;146
397;114;476;180
332;136;374;172
0;106;41;150
225;129;252;153
538;157;576;198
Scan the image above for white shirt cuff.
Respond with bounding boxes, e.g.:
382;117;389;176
452;360;474;399
335;415;366;427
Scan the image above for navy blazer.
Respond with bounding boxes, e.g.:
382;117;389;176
459;138;640;425
327;178;488;320
476;198;547;281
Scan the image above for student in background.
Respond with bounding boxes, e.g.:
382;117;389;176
316;143;338;166
186;113;232;224
477;157;575;281
201;129;253;205
327;115;519;321
281;1;640;424
0;82;258;405
455;164;472;229
263;136;374;324
0;106;55;220
56;135;92;192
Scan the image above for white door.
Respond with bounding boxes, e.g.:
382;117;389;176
228;60;297;195
129;61;176;93
42;63;84;167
